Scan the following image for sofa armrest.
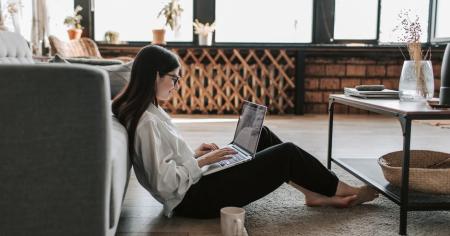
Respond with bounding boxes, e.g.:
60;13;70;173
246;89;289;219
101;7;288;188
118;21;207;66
0;64;114;235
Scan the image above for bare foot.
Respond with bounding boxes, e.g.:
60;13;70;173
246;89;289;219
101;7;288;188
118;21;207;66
335;181;360;196
349;186;379;206
305;194;358;208
289;181;376;208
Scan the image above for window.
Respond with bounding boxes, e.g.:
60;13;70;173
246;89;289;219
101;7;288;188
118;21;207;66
379;0;429;43
94;0;193;42
333;0;379;40
20;1;32;41
215;0;313;43
1;0;74;41
47;0;76;40
435;0;450;39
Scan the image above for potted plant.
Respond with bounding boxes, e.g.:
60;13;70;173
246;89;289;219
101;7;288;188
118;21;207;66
193;19;215;46
394;9;434;102
64;5;84;40
104;31;121;44
152;0;183;45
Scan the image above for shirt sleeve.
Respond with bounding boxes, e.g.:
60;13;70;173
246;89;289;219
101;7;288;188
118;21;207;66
135;119;203;201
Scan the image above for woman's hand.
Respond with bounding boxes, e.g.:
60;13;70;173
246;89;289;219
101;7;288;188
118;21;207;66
197;147;238;168
194;143;220;158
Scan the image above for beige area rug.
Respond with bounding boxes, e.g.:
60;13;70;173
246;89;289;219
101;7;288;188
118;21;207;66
242;166;450;236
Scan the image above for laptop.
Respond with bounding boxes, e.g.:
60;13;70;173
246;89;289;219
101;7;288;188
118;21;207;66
202;101;267;175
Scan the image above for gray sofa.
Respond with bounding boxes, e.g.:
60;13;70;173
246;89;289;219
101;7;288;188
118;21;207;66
0;31;131;99
0;31;131;236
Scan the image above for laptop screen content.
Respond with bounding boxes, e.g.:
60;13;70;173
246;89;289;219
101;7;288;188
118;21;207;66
232;102;267;154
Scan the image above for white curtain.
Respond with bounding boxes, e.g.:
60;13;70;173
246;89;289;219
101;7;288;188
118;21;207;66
31;0;49;55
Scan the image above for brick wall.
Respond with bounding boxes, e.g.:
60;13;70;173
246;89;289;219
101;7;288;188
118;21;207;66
304;56;443;114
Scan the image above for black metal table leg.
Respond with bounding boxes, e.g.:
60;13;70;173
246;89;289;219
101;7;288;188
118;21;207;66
327;99;335;169
398;117;412;235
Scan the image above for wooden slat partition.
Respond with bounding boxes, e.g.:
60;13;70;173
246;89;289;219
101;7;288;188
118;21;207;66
162;48;296;114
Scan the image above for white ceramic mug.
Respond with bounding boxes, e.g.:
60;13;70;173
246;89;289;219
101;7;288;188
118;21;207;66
220;207;248;236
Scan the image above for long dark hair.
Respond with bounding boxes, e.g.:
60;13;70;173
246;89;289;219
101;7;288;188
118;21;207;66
112;45;180;155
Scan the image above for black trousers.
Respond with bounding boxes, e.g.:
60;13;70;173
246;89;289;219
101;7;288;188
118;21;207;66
174;126;339;218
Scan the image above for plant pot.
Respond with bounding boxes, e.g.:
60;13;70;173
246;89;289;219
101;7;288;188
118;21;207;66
399;60;434;102
198;33;212;46
152;29;166;45
67;28;83;40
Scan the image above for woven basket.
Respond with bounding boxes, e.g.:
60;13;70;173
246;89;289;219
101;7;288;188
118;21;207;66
378;150;450;194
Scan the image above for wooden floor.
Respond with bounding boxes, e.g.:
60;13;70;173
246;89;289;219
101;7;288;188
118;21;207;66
116;114;450;236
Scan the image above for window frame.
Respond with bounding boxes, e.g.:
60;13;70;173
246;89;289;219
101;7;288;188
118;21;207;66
331;0;381;44
430;0;450;44
88;0;195;43
213;0;314;44
74;0;449;47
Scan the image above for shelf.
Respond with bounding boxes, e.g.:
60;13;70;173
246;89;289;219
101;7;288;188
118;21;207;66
332;157;450;211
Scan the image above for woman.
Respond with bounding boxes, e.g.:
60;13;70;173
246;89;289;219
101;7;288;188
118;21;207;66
112;45;378;219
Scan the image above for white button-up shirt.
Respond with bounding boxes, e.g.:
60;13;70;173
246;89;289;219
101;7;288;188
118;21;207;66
132;103;202;217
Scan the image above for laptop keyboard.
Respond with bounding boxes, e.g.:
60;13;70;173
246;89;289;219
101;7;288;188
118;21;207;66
217;152;248;167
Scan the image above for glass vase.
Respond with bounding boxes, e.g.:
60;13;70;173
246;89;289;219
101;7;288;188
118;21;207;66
399;60;434;102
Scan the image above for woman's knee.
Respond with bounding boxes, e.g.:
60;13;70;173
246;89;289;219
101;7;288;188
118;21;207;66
261;142;298;161
281;142;298;153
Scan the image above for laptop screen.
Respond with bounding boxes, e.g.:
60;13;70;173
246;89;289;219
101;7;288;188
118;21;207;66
232;101;267;154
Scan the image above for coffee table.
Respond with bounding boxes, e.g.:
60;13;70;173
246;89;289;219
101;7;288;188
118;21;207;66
327;94;450;235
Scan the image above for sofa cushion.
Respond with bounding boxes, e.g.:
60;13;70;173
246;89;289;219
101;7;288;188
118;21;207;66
0;31;34;64
102;62;132;99
66;57;124;66
49;53;123;65
50;54;132;99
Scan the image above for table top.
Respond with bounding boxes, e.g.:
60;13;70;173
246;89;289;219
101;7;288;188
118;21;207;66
330;94;450;119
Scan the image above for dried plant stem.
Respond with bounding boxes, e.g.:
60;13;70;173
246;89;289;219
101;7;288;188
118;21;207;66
398;46;407;60
408;42;428;98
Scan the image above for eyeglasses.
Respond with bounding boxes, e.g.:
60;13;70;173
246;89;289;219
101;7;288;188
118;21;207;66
165;73;181;85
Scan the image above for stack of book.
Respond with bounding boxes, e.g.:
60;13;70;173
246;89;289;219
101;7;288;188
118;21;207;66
344;87;399;99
